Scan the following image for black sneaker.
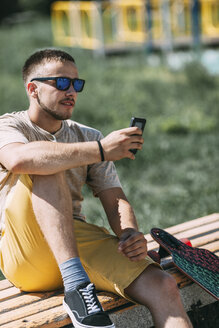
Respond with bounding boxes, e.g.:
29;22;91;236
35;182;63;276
63;282;115;328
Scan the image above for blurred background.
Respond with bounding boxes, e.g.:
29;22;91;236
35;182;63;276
0;0;218;235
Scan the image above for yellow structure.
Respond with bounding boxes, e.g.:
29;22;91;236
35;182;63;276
169;0;192;37
112;0;147;42
51;1;76;47
51;1;104;51
200;0;219;37
51;0;219;54
51;0;149;50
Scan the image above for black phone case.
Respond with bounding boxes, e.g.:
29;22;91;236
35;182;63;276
129;117;146;154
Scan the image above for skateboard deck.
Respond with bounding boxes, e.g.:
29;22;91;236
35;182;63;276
150;228;219;300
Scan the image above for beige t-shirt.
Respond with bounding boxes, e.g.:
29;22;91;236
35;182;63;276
0;111;121;235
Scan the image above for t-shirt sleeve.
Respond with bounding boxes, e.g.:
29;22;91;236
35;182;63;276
86;160;122;196
0;115;29;149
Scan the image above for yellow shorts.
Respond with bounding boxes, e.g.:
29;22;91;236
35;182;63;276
0;174;157;299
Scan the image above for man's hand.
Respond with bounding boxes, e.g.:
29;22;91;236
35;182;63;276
118;228;148;262
101;127;144;161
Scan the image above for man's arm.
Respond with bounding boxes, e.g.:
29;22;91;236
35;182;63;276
0;141;102;175
0;127;143;175
98;187;148;262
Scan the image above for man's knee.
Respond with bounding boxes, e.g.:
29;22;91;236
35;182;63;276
32;171;66;184
32;172;72;213
140;266;180;299
158;271;180;299
32;171;69;194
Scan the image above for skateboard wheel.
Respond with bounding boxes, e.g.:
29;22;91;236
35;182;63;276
148;250;161;264
180;238;192;247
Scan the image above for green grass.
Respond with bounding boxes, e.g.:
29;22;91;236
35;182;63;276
0;17;218;270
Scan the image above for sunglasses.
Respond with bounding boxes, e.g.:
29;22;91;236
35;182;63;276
30;77;85;92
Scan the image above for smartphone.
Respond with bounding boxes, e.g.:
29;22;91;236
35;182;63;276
129;117;146;154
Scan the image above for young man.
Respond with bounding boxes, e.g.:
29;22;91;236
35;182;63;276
0;49;192;328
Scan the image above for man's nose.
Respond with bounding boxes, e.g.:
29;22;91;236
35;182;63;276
65;83;77;96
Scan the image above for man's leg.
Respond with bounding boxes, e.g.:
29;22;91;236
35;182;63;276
73;219;192;327
32;172;79;264
32;172;92;290
32;172;114;328
124;265;192;328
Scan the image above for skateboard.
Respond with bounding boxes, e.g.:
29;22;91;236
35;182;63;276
149;228;219;300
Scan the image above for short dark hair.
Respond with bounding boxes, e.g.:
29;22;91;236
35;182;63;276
22;49;76;84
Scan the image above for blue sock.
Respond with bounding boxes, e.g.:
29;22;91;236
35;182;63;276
59;257;90;292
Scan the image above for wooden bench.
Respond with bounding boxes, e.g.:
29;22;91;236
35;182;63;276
0;213;218;328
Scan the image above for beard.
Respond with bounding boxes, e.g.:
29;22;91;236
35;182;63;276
37;95;72;121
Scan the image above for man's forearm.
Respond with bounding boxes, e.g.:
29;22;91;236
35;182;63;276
111;198;139;238
99;187;148;261
1;140;101;175
0;126;144;175
99;187;139;238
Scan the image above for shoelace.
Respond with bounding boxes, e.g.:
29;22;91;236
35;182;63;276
79;283;102;315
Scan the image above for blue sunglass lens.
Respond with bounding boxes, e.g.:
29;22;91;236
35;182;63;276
73;79;84;92
56;78;71;90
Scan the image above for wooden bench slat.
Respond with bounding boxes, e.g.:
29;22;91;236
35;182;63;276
149;238;218;257
165;213;219;235
0;279;12;291
148;230;219;251
1;294;136;328
98;292;133;312
0;290;62;315
0;284;132;315
191;231;219;248
202;240;219;252
147;220;219;250
2;304;70;328
167;267;193;288
0;294;64;326
172;221;219;240
145;213;219;243
0;286;22;302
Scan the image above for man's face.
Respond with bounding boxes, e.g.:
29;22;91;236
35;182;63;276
29;60;79;121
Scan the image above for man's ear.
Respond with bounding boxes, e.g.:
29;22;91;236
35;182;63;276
27;82;38;98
